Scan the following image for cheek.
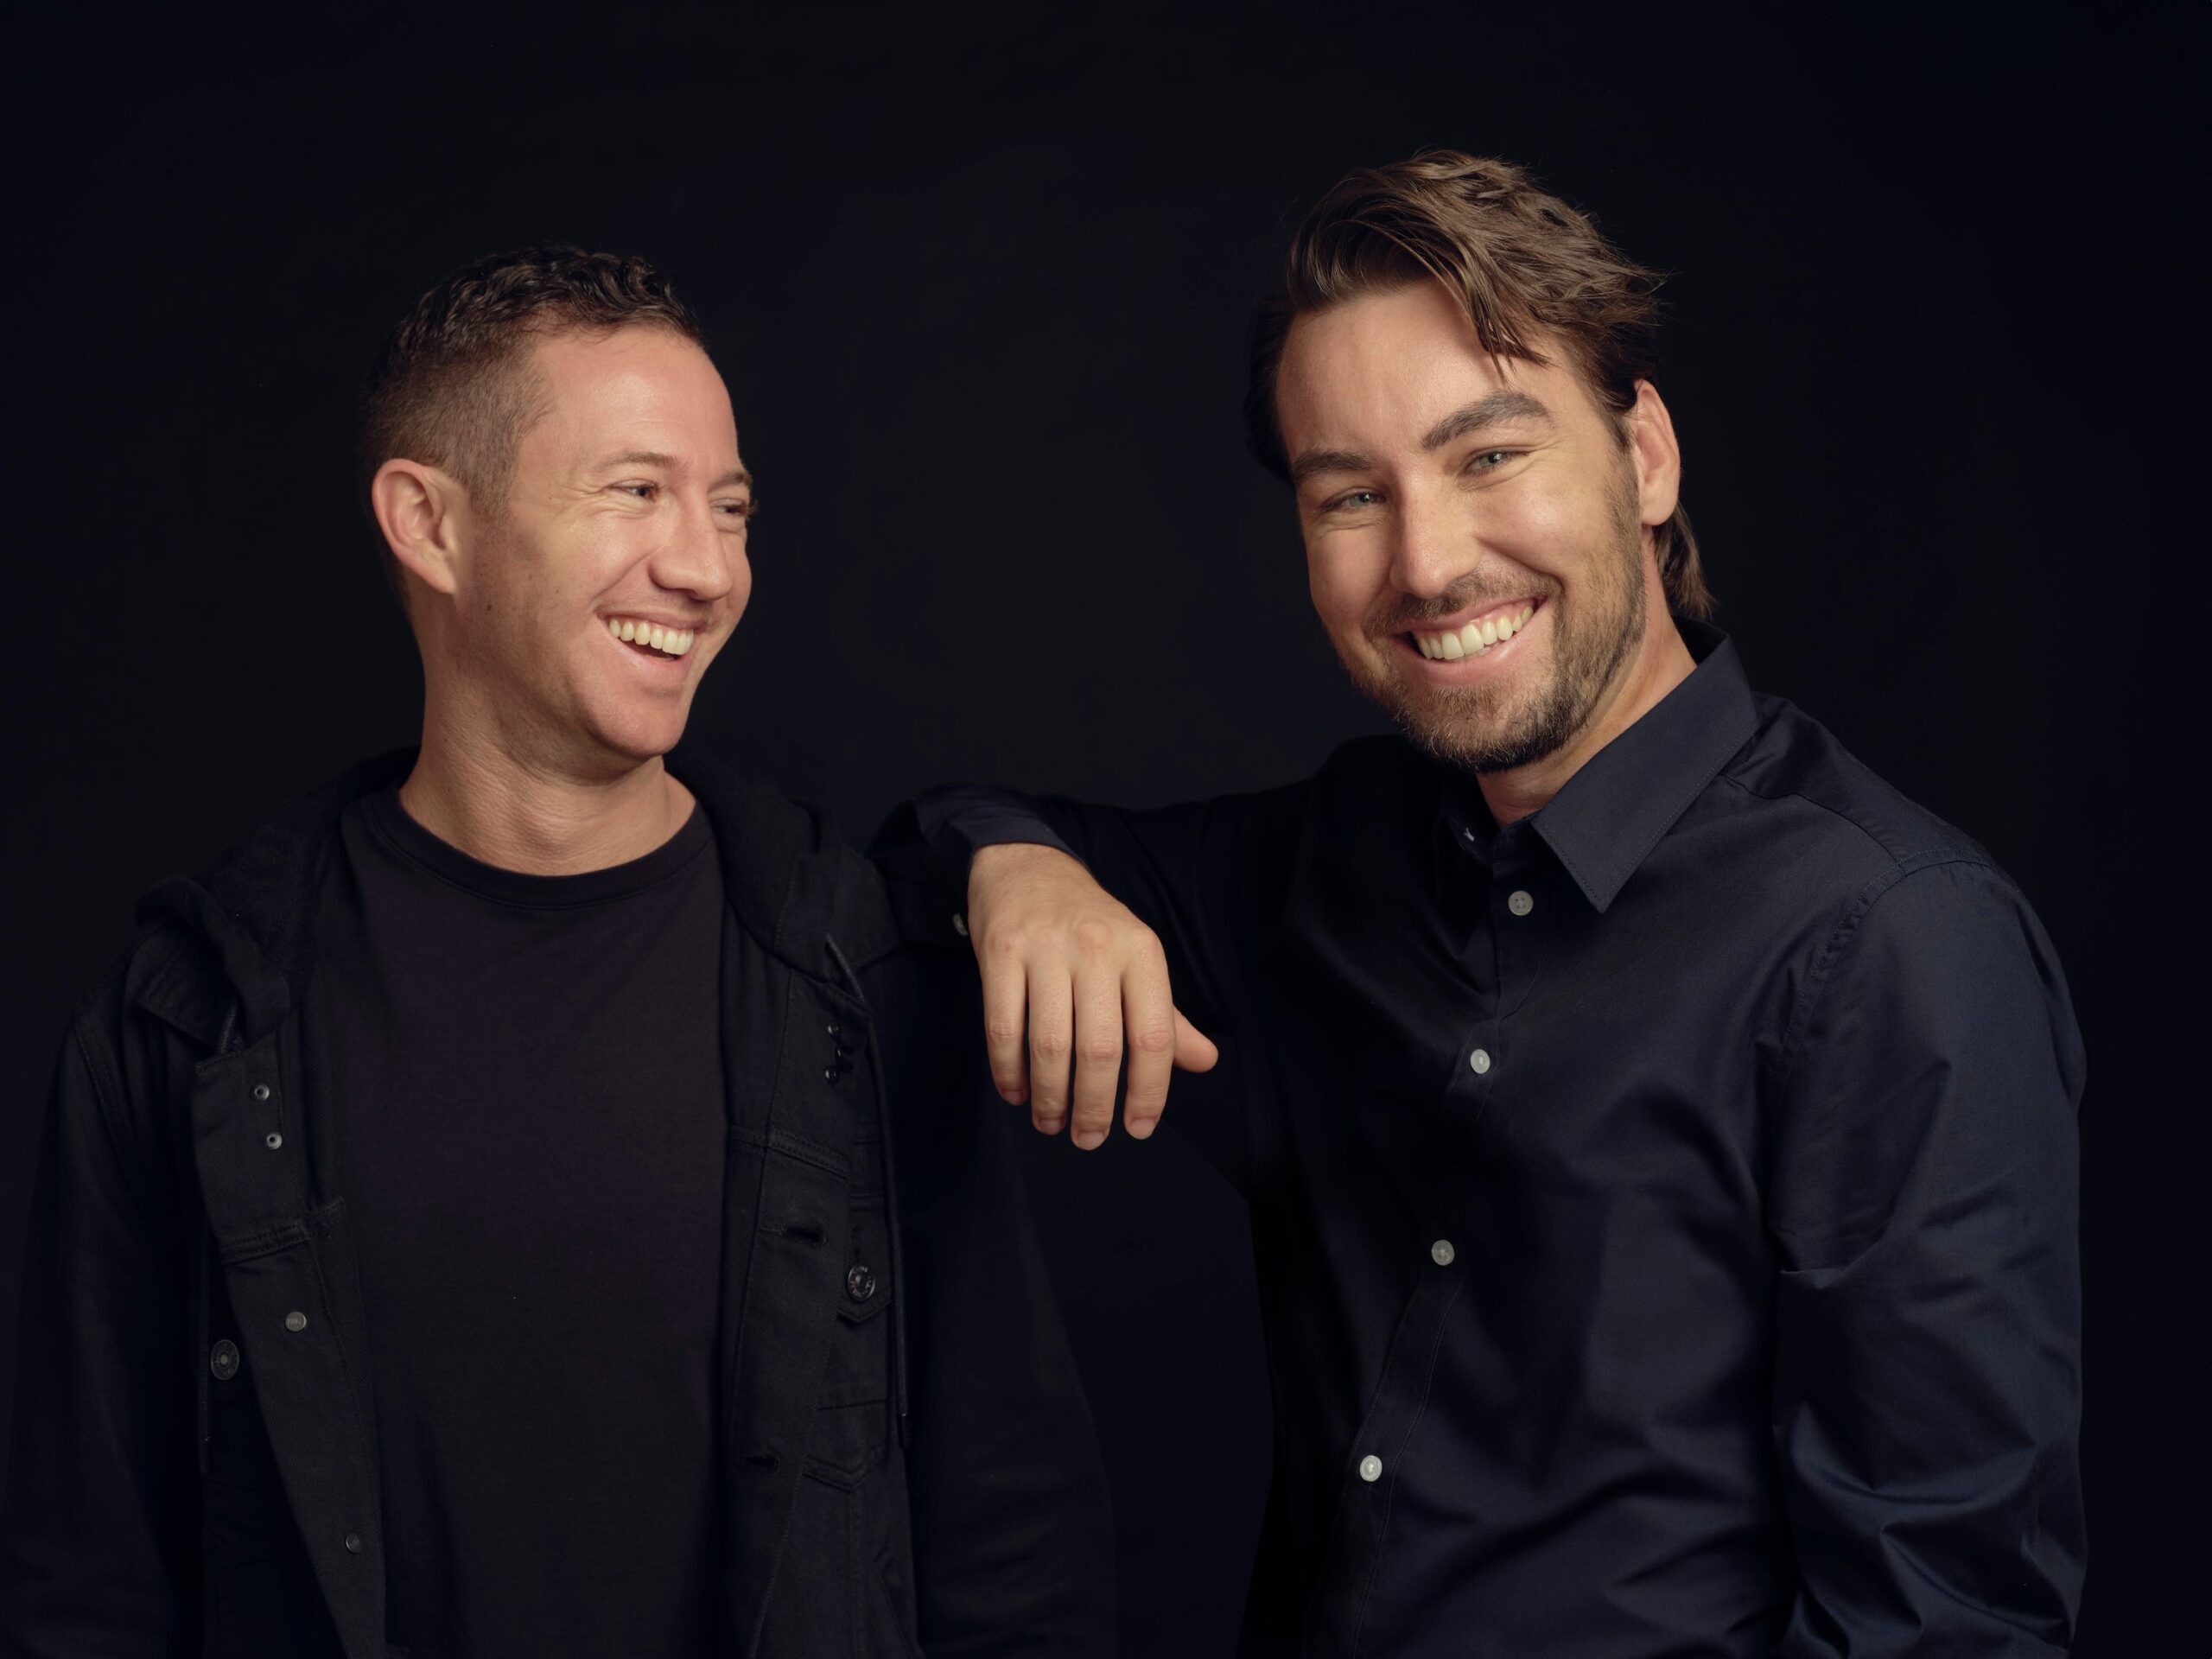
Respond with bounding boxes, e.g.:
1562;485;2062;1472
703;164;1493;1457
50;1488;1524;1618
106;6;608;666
1479;480;1581;561
1306;534;1383;636
725;548;755;621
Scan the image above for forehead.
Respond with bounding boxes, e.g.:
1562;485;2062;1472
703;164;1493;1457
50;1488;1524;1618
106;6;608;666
1275;282;1590;455
518;326;740;464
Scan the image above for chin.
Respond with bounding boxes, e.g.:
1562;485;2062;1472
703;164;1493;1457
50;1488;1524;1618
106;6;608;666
580;705;693;767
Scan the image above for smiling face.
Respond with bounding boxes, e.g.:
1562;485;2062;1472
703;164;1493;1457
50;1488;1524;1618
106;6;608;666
1277;280;1679;777
425;325;752;774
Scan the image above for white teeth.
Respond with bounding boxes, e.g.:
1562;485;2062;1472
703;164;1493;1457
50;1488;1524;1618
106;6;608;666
1415;601;1542;661
608;618;699;655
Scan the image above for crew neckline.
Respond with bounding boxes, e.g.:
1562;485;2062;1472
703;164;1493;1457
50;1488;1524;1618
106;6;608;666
357;785;715;911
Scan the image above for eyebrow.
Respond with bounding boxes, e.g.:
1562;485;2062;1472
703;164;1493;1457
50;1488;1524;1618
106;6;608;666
1287;391;1555;486
593;450;753;492
1418;391;1554;452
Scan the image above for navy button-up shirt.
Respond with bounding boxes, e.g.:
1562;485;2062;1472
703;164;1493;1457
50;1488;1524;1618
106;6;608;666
890;622;2084;1656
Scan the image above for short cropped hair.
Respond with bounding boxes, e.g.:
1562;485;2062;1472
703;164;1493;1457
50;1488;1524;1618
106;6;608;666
359;245;704;595
1244;151;1712;619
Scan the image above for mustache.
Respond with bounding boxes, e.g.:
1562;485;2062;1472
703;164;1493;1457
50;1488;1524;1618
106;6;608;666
1370;578;1558;635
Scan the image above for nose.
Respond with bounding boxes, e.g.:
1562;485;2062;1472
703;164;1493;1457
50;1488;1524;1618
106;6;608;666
651;493;741;605
1387;482;1473;601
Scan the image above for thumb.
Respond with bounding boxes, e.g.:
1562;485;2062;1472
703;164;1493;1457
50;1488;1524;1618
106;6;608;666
1171;1008;1220;1073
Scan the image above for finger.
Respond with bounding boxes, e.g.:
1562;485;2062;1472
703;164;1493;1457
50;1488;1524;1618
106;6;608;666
1068;958;1125;1151
1026;964;1076;1135
980;943;1032;1108
1120;950;1179;1141
1173;1009;1220;1074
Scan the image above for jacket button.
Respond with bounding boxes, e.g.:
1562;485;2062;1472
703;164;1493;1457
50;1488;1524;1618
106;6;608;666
284;1311;308;1332
845;1263;877;1302
343;1532;363;1554
208;1339;240;1381
251;1084;271;1101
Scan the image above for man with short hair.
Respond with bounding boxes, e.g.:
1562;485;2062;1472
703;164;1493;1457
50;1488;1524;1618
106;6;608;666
1;247;1114;1656
885;152;2084;1655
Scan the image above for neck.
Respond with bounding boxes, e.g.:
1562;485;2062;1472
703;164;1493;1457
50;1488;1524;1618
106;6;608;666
1477;609;1696;828
400;705;694;875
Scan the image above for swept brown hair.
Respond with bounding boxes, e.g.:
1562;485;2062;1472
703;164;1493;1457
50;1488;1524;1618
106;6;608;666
1244;150;1712;619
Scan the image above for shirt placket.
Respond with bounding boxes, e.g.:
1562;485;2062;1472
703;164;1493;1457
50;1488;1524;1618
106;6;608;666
1314;826;1540;1654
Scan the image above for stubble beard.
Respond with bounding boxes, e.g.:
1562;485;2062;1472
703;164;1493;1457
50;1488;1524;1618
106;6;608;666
1342;470;1649;776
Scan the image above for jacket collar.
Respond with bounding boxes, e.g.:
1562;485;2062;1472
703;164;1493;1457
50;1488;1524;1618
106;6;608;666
132;744;897;1044
1439;620;1760;913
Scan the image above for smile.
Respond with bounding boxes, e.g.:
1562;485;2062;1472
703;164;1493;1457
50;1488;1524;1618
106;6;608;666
605;617;698;660
1407;601;1537;662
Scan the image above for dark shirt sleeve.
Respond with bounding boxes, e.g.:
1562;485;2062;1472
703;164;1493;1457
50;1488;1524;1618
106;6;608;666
874;947;1118;1656
875;784;1274;1043
0;997;198;1656
1767;857;2085;1656
873;785;1279;1189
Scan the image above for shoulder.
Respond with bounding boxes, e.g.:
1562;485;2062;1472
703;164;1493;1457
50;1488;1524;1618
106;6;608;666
1727;692;1994;871
1721;699;2079;1066
1719;692;2012;899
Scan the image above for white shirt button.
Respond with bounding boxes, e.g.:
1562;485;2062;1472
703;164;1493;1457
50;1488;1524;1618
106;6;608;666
1469;1048;1491;1075
1430;1239;1455;1266
1507;889;1534;916
1358;1454;1382;1483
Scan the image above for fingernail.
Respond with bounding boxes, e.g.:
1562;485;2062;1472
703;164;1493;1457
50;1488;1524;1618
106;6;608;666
1071;1128;1106;1151
1035;1116;1064;1135
1128;1118;1155;1140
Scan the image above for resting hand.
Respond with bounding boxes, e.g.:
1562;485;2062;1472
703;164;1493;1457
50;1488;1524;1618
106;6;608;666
967;843;1219;1148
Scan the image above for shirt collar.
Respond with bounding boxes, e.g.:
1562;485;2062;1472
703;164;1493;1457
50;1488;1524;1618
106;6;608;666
1438;620;1760;913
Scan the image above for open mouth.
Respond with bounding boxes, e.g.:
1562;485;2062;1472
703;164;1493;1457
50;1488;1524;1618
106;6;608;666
1402;600;1540;663
606;618;696;661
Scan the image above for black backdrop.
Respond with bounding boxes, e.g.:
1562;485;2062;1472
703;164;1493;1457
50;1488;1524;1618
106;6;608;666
2;4;2200;1652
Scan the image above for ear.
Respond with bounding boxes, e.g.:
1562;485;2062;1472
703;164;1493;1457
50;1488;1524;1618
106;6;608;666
369;458;468;599
1624;379;1681;529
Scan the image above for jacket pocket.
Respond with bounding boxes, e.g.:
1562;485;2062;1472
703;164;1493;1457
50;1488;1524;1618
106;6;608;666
805;1194;894;1485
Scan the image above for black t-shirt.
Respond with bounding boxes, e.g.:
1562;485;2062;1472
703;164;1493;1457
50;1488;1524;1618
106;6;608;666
309;786;727;1658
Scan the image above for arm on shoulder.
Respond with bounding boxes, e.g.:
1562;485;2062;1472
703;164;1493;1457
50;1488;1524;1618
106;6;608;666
873;784;1287;1148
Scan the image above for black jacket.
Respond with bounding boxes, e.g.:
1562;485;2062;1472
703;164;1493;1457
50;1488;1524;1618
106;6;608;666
0;748;1115;1658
